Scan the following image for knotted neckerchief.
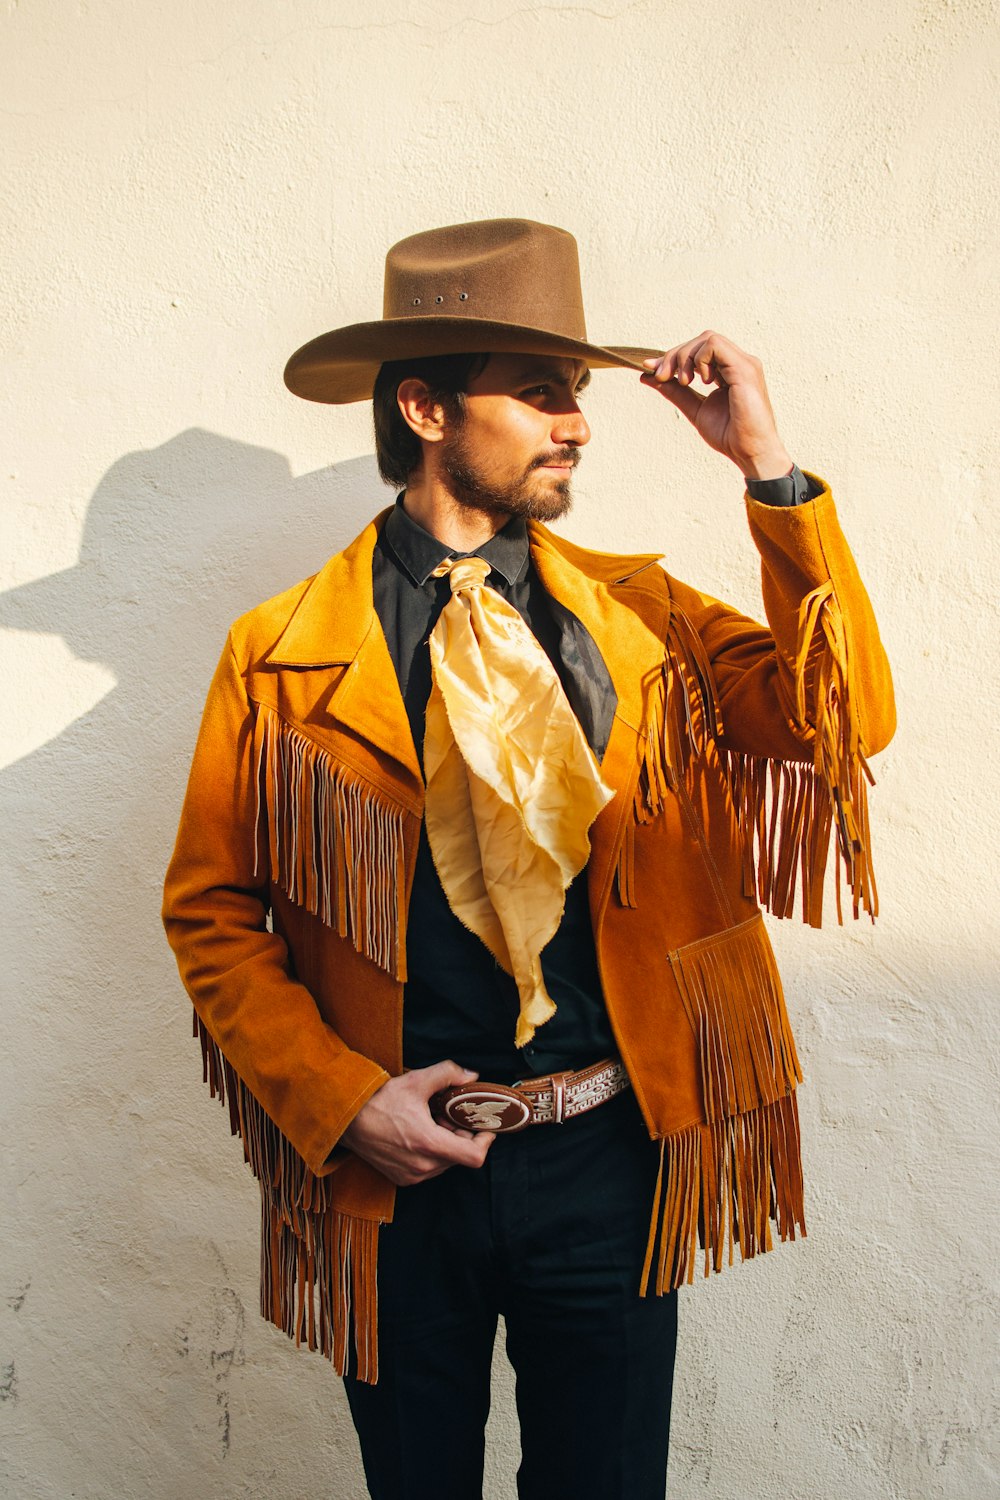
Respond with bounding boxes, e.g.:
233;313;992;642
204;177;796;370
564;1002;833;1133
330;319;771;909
423;554;615;1047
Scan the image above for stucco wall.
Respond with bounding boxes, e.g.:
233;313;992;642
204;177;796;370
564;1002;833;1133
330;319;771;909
3;1;998;1496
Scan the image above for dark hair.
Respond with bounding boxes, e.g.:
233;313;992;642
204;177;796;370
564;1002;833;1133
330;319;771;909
372;352;490;488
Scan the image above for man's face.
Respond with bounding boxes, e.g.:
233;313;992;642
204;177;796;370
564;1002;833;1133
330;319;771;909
437;353;591;523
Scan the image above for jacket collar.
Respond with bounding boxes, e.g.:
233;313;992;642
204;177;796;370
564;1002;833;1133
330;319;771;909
265;508;664;670
527;520;663;589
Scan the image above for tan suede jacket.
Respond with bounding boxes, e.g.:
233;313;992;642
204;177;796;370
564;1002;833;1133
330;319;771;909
163;479;894;1382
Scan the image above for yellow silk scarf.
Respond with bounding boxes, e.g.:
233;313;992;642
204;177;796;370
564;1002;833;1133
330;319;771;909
423;555;615;1047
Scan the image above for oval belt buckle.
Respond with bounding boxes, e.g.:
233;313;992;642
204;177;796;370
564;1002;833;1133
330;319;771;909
432;1084;533;1134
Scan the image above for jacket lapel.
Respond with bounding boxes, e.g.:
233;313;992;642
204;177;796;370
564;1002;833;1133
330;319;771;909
527;520;668;734
265;509;423;792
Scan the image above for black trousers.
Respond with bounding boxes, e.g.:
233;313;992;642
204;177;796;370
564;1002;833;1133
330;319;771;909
343;1088;678;1500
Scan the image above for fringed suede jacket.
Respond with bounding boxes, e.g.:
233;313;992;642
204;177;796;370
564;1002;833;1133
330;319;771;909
163;479;894;1384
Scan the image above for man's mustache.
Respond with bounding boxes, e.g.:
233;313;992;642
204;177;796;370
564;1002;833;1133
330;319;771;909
530;448;581;470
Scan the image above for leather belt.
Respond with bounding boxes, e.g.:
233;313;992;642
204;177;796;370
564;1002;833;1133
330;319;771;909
429;1057;630;1135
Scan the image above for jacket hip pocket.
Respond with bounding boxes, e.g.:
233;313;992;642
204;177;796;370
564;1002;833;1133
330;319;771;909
667;912;802;1123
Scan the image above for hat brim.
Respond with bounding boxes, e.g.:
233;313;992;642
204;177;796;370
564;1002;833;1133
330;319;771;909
284;316;663;404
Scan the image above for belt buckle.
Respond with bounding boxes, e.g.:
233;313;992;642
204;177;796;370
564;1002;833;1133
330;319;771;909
430;1083;534;1134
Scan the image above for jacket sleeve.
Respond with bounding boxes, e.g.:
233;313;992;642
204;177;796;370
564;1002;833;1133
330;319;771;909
666;477;894;923
667;476;895;762
162;633;390;1176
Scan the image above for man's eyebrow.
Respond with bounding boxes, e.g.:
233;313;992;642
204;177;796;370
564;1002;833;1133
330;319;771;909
511;363;591;391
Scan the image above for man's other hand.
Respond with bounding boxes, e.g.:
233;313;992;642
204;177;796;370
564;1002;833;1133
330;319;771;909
341;1059;495;1186
641;331;794;481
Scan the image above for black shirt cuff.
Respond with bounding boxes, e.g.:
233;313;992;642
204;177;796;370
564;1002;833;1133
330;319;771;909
745;464;821;507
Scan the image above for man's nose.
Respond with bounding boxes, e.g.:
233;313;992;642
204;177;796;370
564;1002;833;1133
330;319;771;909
551;404;591;448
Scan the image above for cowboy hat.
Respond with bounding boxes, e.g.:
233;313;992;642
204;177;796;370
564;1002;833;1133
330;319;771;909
283;217;661;404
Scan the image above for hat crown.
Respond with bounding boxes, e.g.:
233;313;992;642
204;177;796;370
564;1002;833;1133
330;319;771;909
383;218;588;341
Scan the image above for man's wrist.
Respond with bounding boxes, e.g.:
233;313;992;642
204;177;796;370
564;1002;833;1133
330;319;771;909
741;448;795;482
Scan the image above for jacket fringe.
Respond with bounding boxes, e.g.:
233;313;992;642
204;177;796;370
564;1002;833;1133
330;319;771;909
195;1012;380;1383
633;607;723;826
722;580;877;925
640;1091;806;1294
624;590;877;926
254;706;408;978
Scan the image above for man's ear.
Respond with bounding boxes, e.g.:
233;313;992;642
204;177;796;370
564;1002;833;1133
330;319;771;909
396;379;446;445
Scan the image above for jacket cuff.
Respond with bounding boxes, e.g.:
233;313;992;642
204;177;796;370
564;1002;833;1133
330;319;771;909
311;1060;393;1176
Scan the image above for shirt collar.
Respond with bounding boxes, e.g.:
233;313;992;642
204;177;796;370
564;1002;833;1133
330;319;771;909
382;493;530;588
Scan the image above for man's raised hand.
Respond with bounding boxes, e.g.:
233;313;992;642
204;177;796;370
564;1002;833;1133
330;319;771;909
341;1059;495;1187
641;331;794;482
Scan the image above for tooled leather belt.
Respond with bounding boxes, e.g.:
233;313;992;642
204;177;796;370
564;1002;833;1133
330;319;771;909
429;1057;630;1135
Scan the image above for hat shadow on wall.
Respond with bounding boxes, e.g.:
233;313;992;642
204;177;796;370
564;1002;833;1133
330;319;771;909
0;430;388;1480
1;428;385;700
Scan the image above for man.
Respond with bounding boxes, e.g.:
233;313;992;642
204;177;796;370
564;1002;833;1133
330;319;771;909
163;218;894;1498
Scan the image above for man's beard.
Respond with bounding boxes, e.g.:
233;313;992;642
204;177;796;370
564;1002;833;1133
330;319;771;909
438;424;579;523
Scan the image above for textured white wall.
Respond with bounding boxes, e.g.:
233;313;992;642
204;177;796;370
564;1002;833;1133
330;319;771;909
3;1;998;1496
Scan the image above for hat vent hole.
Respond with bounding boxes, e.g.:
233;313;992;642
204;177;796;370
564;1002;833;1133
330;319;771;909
435;295;444;304
459;292;468;300
413;297;421;305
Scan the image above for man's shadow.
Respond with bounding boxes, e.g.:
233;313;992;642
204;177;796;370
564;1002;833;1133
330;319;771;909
1;431;398;1487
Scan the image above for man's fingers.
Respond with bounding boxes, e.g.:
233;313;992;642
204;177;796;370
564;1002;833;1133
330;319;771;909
456;1130;495;1167
645;331;746;387
642;352;677;382
642;350;705;389
677;345;720;387
645;338;705;385
428;1122;495;1169
397;1141;495;1185
389;1124;494;1185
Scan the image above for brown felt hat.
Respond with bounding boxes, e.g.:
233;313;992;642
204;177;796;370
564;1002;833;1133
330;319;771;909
283;218;661;405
